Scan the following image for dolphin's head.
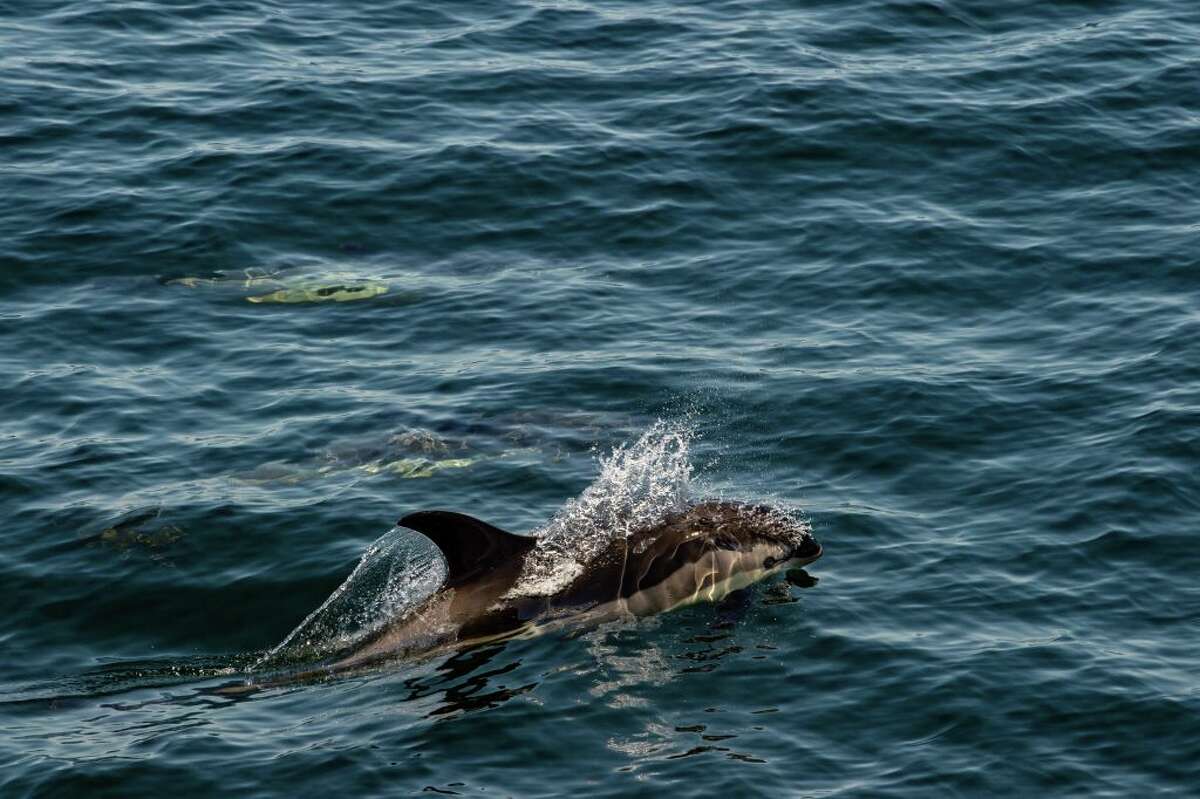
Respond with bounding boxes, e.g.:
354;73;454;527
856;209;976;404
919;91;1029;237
707;502;821;570
663;501;822;582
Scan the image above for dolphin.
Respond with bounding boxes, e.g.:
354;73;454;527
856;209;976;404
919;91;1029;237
295;501;822;678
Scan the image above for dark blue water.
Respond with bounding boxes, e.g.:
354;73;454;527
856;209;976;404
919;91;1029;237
3;0;1198;795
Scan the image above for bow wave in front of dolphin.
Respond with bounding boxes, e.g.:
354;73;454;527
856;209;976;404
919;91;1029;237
248;422;821;686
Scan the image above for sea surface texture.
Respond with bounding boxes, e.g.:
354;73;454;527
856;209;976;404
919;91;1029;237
2;0;1198;796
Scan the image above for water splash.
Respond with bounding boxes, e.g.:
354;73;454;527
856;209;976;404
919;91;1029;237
513;419;698;596
255;526;446;670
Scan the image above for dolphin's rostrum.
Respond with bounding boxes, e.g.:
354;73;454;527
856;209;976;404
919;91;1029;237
315;501;822;676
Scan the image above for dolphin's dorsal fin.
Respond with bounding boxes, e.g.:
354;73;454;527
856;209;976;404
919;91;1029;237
398;510;535;586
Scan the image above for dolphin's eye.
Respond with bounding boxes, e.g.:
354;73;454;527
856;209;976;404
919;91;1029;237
763;556;778;569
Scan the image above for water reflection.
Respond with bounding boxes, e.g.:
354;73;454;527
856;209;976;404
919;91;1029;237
400;642;537;719
602;570;820;769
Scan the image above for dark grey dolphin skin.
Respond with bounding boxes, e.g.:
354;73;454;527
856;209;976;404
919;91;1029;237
314;501;822;676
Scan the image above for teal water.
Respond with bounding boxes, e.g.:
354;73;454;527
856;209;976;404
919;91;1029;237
3;0;1199;795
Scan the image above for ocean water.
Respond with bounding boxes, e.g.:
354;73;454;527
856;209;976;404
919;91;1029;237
2;0;1198;795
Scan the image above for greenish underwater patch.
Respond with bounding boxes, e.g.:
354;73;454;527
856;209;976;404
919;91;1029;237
164;269;392;304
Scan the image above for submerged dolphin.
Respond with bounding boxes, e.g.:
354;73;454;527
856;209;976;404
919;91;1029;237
303;501;821;677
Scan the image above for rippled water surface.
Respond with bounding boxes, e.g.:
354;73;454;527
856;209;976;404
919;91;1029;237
3;0;1198;796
